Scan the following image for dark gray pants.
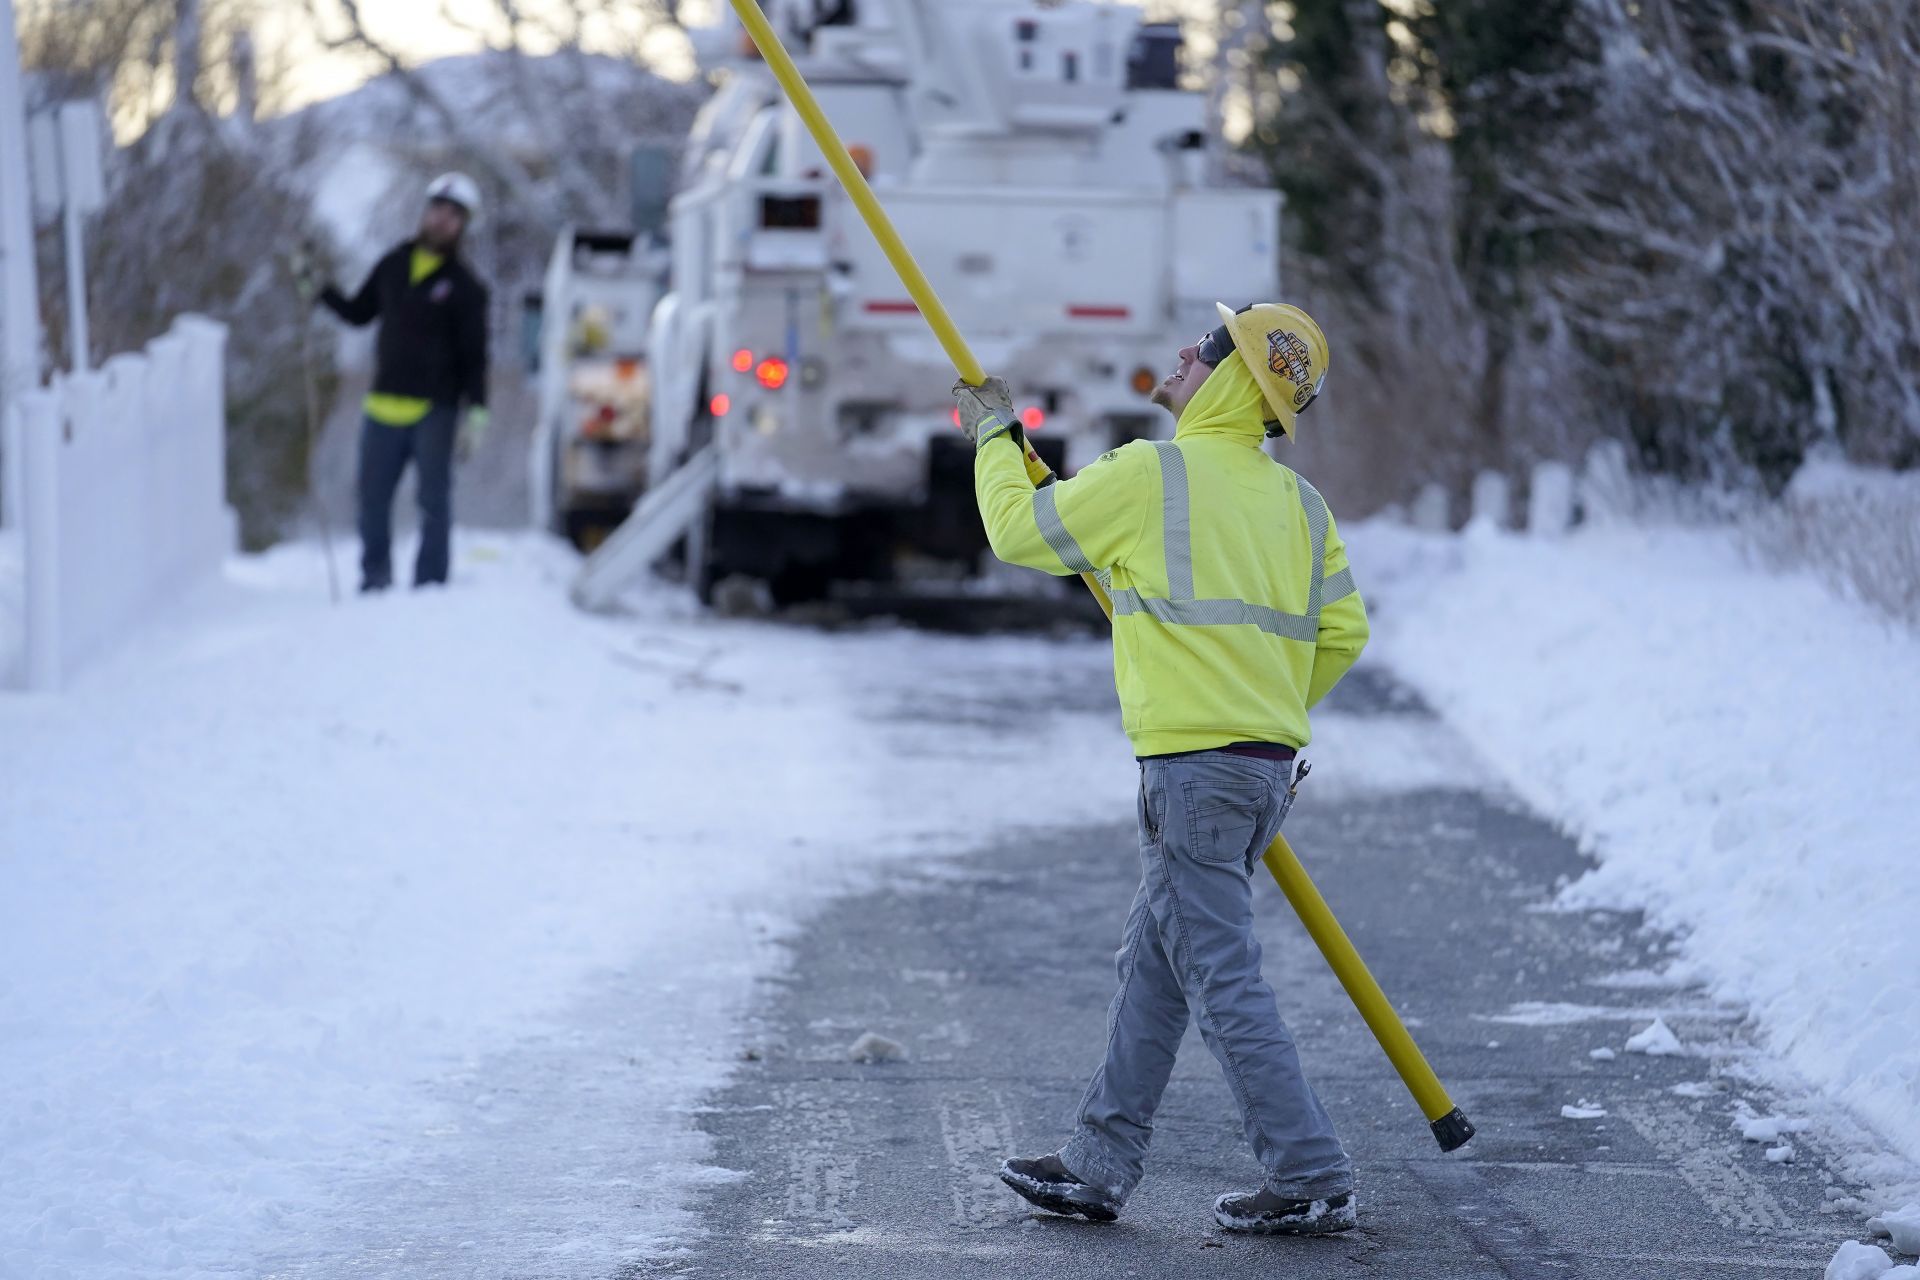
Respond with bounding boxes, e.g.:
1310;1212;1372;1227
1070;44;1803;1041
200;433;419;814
356;406;455;588
1060;751;1353;1204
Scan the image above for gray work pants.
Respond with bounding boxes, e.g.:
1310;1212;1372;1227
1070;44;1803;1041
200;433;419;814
1059;751;1353;1204
356;406;456;588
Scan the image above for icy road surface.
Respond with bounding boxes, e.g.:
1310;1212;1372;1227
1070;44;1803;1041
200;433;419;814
659;669;1908;1279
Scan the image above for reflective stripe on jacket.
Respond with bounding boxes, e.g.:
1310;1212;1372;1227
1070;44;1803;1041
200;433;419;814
974;358;1368;756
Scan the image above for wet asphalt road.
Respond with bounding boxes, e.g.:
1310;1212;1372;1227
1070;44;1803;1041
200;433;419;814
648;666;1887;1279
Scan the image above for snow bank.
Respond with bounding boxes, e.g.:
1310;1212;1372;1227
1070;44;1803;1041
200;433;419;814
1353;518;1920;1169
1869;1203;1920;1255
0;534;1134;1277
1827;1240;1896;1280
1747;458;1920;629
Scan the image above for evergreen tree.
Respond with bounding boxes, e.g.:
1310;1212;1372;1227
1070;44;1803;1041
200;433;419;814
1240;0;1920;494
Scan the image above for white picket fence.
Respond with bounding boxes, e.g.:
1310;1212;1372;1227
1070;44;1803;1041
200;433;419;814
11;315;233;690
1404;440;1633;538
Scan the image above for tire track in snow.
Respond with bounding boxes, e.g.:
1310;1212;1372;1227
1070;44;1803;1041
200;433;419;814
772;1083;859;1235
1615;1099;1828;1240
935;1087;1019;1229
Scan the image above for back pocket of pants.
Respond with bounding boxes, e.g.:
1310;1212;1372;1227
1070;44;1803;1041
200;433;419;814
1182;780;1270;866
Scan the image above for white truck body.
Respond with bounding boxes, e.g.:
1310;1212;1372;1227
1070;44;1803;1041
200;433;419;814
528;228;665;543
581;0;1281;601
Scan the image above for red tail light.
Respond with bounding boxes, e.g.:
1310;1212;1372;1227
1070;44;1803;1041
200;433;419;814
1021;407;1045;430
710;393;731;417
731;348;753;373
755;358;790;390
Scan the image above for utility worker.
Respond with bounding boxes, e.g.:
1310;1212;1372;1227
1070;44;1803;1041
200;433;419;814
300;173;490;592
955;303;1366;1235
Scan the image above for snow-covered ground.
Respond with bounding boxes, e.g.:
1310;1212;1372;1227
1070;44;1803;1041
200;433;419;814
0;526;1516;1278
1353;515;1920;1196
0;535;1146;1277
9;506;1919;1276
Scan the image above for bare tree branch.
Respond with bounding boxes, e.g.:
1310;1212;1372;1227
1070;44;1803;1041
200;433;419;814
304;0;568;231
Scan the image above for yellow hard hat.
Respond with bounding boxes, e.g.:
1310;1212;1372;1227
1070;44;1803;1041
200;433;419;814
1213;302;1330;439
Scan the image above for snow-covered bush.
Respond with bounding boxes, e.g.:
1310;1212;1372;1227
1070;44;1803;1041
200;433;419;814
18;0;709;541
1243;0;1920;509
1743;459;1920;630
40;109;334;549
1509;0;1920;488
22;0;338;547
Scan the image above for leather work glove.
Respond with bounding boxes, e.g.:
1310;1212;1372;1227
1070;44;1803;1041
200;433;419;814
289;245;325;304
952;376;1020;450
457;406;490;462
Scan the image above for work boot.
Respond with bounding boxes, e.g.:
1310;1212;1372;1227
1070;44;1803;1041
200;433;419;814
1212;1187;1357;1235
998;1154;1121;1223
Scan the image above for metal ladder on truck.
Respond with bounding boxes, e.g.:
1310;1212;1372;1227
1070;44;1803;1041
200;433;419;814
568;443;719;612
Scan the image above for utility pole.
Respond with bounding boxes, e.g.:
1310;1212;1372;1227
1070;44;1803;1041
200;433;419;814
0;0;46;528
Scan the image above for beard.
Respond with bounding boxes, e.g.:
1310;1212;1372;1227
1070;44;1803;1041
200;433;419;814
419;220;463;252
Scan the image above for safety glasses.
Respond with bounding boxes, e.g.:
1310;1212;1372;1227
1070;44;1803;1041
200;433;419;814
1195;324;1235;368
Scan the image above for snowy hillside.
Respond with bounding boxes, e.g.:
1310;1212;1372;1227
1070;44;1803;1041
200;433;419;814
283;48;694;144
263;51;706;263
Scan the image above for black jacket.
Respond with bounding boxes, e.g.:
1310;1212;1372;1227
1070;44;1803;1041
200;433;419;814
321;241;489;408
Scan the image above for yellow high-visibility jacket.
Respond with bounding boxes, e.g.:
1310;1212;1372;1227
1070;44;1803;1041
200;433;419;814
974;357;1368;756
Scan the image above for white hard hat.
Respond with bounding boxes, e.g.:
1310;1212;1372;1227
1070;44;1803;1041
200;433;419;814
425;172;481;219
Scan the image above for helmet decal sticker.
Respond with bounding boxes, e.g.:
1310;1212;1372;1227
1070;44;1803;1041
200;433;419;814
1266;329;1314;388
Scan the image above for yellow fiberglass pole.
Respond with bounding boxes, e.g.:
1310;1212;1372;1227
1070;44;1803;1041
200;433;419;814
1264;836;1473;1147
726;0;1113;614
729;0;982;383
726;0;1471;1152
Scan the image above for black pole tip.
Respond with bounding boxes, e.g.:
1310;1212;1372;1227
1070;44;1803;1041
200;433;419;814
1431;1107;1476;1152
